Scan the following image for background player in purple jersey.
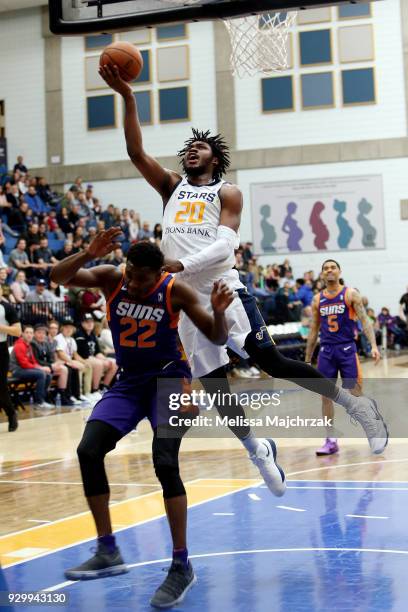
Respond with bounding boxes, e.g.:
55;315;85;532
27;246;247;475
305;259;381;456
51;229;234;608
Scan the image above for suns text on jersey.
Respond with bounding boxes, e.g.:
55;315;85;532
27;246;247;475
320;304;346;316
116;301;165;322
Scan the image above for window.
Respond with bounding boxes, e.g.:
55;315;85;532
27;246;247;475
301;72;334;109
87;95;116;129
342;68;375;105
262;76;294;112
338;4;371;19
133;91;152;125
297;7;331;25
85;34;113;50
157;24;187;41
119;29;151;45
85;56;106;90
159;87;189;122
299;29;332;66
338;25;374;63
157;46;189;82
133;49;151;84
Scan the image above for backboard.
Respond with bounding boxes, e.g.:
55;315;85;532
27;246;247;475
49;1;375;35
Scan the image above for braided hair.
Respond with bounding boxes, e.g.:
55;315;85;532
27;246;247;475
178;128;231;181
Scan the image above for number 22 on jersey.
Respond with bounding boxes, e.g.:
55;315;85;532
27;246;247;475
119;317;157;348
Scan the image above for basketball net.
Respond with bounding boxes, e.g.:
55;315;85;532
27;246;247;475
160;2;296;77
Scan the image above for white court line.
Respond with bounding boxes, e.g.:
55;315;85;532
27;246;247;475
0;480;159;487
42;547;408;593
276;505;306;512
346;514;389;520
27;520;52;524
286;486;408;491
213;513;235;516
3;479;257;568
248;493;261;501
286;457;408;478
11;459;67;473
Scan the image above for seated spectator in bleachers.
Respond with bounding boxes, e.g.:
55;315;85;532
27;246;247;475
153;223;162;245
36;177;55;205
48;279;65;304
33;236;58;280
31;323;73;406
242;241;254;265
101;203;115;229
9;324;53;409
56;240;74;261
57;207;75;236
81;286;106;321
8;238;33;277
138;221;153;241
55;318;93;402
10;271;30;303
8;201;31;233
96;317;115;358
6;184;20;210
24;222;42;259
264;264;280;291
299;306;313;340
279;268;295;288
293;278;314;308
74;314;117;396
46;209;64;239
24;185;48;217
68;203;81;227
13;155;28;175
0;267;15;303
128;211;140;242
377;307;406;350
109;247;124;267
0;248;6;270
26;279;54;303
279;258;292;278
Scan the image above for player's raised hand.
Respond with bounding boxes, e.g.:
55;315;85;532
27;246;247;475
86;227;123;259
98;64;132;97
211;280;233;315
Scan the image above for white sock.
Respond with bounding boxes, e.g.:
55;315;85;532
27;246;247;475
241;433;262;454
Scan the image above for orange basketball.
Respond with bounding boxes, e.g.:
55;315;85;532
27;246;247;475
99;41;143;82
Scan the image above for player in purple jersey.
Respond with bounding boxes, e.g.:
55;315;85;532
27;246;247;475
51;229;234;608
305;259;381;456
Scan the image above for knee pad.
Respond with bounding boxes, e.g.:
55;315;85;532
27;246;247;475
153;438;185;499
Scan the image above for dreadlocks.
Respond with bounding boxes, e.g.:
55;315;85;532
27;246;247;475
177;128;230;181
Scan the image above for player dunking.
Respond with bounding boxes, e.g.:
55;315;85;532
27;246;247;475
51;235;234;608
305;260;381;456
100;65;388;460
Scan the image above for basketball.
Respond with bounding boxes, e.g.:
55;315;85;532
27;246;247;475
99;41;143;82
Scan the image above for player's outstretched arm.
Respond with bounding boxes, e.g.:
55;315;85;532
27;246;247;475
99;64;181;202
172;280;233;345
305;294;321;363
50;228;122;296
350;289;380;363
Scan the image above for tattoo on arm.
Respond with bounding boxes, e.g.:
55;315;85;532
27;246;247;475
305;298;320;362
353;291;377;349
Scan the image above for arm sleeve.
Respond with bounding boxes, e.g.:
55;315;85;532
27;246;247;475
179;225;237;275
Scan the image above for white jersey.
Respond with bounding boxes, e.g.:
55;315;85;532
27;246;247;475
161;176;241;290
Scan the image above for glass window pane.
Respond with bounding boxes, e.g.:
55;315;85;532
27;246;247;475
157;46;189;82
262;76;293;112
134;91;152;124
157;24;186;41
85;34;113;50
301;72;334;108
87;95;115;129
342;68;375;104
338;4;371;19
297;7;331;24
133;49;151;84
159;87;189;122
339;25;374;63
299;30;332;65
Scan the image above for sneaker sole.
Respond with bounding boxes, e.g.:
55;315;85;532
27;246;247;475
64;564;129;580
370;398;389;455
263;439;286;497
150;573;197;609
315;448;339;456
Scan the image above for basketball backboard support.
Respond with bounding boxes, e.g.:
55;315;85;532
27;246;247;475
49;1;376;35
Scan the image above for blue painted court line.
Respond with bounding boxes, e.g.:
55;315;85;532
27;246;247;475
3;481;408;612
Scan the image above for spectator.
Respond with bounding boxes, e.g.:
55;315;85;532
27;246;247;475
9;324;53;409
26;279;55;303
110;247;124;267
399;285;408;323
153;223;162;244
377;307;406;349
55;318;93;402
13;155;28;175
9;238;31;275
33;236;57;279
24;186;48;217
56;240;74;261
279;269;295;288
242;242;254;265
10;271;30;303
57;206;75;236
293;278;314;308
138;221;153;241
8;201;31;233
36;177;55;205
68;203;81;227
101;204;115;229
0;267;14;303
0;284;21;431
128;211;140;242
97;317;115;358
6;184;20;209
24;222;42;260
81;287;106;320
74;314;117;395
31;323;73;406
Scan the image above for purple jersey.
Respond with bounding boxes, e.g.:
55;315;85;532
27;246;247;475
319;286;357;346
106;272;181;369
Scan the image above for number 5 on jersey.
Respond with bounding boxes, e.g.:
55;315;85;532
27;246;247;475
328;314;339;332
